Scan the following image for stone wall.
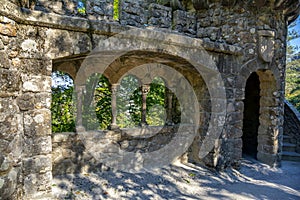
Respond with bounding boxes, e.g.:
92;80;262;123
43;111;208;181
284;100;300;153
0;15;52;199
0;0;298;199
52;126;196;175
52;132;101;175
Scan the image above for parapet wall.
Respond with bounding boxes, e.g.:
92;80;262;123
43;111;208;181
284;101;300;153
52;126;194;175
0;0;299;199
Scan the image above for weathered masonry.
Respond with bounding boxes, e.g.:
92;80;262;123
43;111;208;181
0;0;299;199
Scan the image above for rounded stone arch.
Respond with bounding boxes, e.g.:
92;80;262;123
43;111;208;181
52;58;84;80
236;59;282;98
74;28;227;169
118;73;143;90
237;59;283;167
115;63;183;88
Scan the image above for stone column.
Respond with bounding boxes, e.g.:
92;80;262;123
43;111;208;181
109;84;119;130
140;84;150;127
76;85;85;132
166;88;174;125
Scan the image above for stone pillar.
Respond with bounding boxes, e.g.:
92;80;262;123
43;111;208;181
76;85;85;132
109;84;119;130
21;59;53;199
166;88;174;125
140;84;150;127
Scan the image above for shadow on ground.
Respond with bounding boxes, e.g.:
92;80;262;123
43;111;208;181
52;158;300;200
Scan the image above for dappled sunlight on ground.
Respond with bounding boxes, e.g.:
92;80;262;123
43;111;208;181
52;158;300;200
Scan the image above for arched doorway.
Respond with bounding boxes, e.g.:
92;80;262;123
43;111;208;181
241;69;281;166
242;72;260;158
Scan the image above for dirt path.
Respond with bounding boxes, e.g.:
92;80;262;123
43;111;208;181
52;158;300;200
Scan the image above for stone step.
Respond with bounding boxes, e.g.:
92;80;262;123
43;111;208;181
283;142;297;152
283;135;292;143
282;151;300;162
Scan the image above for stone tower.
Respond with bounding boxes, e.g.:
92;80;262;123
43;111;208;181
0;0;299;199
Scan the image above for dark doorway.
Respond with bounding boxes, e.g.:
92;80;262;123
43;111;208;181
242;72;260;158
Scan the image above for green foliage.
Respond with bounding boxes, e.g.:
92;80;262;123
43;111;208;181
286;18;300;112
117;75;141;127
94;76;112;129
51;72;75;133
113;0;119;20
146;77;166;126
286;58;300;111
51;73;174;132
83;74;112;130
117;76;167;127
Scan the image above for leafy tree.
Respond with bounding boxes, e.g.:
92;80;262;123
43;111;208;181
51;72;176;132
113;0;119;20
286;18;300;111
117;76;167;127
82;74;112;130
117;75;141;127
146;77;166;126
51;72;75;133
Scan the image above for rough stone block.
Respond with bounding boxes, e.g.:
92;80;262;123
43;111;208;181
0;154;11;173
23;136;52;157
52;132;76;143
19;59;52;76
148;3;172;29
0;69;20;93
119;0;146;27
0;39;4;50
0;97;19;114
17;94;35;111
23;155;52;175
16;92;51;111
0;139;10;153
0;114;22;141
35;0;65;14
43;29;92;59
86;0;114;20
23;171;52;198
0;23;17;37
0;167;18;199
34;93;51;109
121;0;145;15
173;10;196;35
24;109;51;137
0;51;10;69
21;74;51;92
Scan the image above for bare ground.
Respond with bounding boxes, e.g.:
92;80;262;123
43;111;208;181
52;157;300;200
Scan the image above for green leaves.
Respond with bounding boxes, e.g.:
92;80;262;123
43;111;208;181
286;59;300;111
117;76;167;127
286;19;300;111
83;74;112;130
51;73;175;132
113;0;119;20
51;86;76;133
146;77;166;126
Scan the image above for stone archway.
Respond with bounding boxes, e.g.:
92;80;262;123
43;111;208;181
242;72;260;158
255;69;281;165
238;63;283;166
73;28;228;168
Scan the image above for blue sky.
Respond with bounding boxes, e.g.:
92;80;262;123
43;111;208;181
289;17;300;48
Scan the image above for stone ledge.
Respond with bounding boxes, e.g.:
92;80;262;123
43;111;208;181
0;1;242;56
284;99;300;121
